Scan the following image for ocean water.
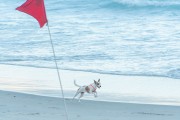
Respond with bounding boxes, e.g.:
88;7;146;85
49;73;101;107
0;0;180;79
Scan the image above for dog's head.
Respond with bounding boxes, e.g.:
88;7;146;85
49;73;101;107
94;79;101;88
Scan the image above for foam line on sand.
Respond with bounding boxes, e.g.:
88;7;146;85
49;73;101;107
0;64;180;106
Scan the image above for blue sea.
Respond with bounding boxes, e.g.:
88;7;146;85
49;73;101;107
0;0;180;79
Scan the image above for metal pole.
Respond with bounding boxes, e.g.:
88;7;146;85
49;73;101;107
47;22;69;120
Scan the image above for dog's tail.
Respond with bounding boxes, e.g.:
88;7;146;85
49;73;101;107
74;80;81;87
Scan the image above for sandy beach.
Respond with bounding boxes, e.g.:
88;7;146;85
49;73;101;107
0;90;180;120
0;65;180;120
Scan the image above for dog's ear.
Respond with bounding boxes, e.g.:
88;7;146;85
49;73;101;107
94;80;97;84
98;79;100;82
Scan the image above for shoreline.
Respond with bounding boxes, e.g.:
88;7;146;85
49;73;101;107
1;63;178;80
1;89;180;107
0;64;180;106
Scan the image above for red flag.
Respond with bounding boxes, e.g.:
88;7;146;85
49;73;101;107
16;0;48;28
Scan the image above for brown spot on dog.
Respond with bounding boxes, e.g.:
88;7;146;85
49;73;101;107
85;86;90;93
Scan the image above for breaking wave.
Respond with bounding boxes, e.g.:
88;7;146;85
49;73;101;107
99;0;180;10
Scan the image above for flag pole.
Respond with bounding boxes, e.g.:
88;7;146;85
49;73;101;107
46;22;69;120
16;0;69;119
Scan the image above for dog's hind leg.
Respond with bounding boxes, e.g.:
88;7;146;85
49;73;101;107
73;89;80;100
78;92;84;102
73;93;79;100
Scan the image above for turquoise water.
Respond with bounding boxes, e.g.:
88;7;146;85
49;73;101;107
0;0;180;79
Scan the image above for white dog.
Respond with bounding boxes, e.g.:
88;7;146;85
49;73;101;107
73;79;101;102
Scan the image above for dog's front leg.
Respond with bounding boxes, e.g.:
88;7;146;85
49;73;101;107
94;91;97;97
